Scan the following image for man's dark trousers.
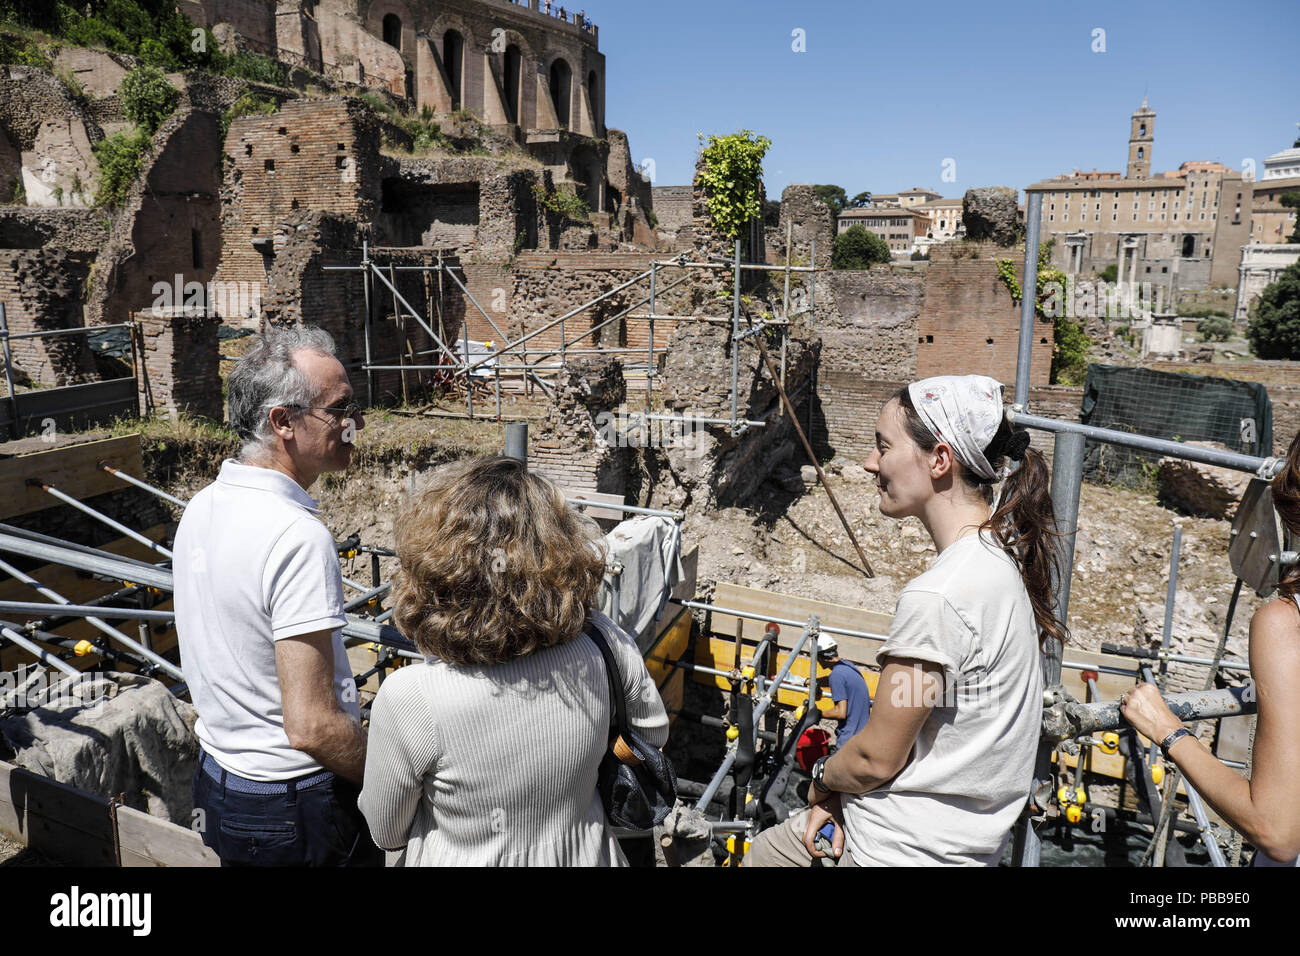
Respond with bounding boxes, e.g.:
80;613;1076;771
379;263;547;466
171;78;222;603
193;752;385;867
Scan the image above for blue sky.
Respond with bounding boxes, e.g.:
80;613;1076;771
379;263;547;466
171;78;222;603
592;0;1299;198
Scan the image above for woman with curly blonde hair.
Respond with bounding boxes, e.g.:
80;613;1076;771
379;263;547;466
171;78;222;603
358;456;669;866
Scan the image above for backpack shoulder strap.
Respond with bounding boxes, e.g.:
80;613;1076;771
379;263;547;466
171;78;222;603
583;618;629;740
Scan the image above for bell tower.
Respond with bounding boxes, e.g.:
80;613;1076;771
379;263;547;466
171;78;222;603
1127;97;1155;180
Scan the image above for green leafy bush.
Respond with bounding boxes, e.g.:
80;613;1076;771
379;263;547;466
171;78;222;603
832;225;890;269
120;64;177;133
1247;261;1300;359
695;130;771;240
92;126;150;207
531;184;589;223
212;49;286;86
1099;263;1118;283
1196;316;1233;342
0;29;50;67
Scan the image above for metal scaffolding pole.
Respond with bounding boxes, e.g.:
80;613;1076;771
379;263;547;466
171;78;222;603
100;462;188;509
33;480;173;560
1014;191;1043;409
0;624;80;677
695;617;818;811
1043;685;1254;740
1008;410;1280;477
0;531;172;590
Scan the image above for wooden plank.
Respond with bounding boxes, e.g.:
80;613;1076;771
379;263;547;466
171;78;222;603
0;758;118;866
563;489;625;522
0;434;146;521
644;605;690;720
115;805;219;867
710;583;889;670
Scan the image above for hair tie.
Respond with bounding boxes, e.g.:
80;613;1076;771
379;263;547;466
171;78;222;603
1007;430;1031;462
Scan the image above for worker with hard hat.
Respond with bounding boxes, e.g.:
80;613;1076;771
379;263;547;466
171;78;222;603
816;634;870;748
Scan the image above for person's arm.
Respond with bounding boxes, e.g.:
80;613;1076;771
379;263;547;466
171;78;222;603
821;656;939;794
801;656;937;859
823;700;848;721
358;671;436;851
607;617;670;749
276;630;367;783
1122;598;1300;862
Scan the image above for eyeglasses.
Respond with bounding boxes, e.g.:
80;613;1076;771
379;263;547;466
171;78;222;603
289;401;364;423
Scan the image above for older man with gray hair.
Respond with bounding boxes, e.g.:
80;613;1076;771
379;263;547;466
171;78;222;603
174;325;382;866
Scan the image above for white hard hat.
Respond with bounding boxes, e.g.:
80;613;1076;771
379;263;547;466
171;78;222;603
816;634;838;656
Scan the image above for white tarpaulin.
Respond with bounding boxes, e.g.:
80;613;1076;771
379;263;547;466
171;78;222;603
597;515;683;652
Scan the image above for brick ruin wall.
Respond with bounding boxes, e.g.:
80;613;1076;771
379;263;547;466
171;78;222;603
135;310;222;420
0;209;107;386
214;98;382;329
916;242;1054;388
88;109;224;333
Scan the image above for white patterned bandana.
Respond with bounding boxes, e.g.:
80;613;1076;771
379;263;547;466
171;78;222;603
907;375;1005;480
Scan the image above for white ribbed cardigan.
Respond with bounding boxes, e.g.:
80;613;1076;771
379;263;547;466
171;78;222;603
358;611;670;866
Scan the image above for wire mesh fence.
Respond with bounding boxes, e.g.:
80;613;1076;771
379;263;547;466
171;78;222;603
1080;364;1273;488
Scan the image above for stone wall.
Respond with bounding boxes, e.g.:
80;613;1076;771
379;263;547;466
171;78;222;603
916;242;1054;388
653;322;819;510
214;98;382;328
776;184;834;269
87;109;224;332
135;310;222;420
651;184;692;247
0;67;105;207
0;208;108;250
0;248;97;385
528;355;630;495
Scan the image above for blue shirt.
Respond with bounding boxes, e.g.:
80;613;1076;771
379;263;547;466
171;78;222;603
828;659;871;747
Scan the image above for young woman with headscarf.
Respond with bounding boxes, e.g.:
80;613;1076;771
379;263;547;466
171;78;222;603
746;375;1061;866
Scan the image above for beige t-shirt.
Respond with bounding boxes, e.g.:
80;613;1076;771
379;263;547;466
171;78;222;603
842;530;1044;865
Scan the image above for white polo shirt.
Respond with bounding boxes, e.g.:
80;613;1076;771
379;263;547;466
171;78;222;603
173;459;359;781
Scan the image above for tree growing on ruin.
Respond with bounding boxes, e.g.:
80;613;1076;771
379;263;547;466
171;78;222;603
120;65;178;134
831;225;890;269
696;130;772;240
1247;261;1300;359
812;185;847;215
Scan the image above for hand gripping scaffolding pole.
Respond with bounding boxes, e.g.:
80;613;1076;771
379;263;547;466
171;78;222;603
695;616;819;811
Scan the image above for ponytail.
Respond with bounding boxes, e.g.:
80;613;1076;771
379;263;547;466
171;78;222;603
982;438;1068;648
896;387;1068;648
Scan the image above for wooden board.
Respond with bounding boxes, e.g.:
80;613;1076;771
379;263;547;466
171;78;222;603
0;758;118;866
115;805;218;867
710;582;890;669
0;434;146;521
644;605;690;720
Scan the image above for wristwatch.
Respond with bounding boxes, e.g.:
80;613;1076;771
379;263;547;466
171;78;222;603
810;755;832;794
1159;727;1192;760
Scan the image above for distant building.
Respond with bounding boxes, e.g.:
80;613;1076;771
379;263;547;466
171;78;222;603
1236;243;1300;320
917;197;964;241
1249;147;1300;245
836;206;932;256
1025;98;1252;290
